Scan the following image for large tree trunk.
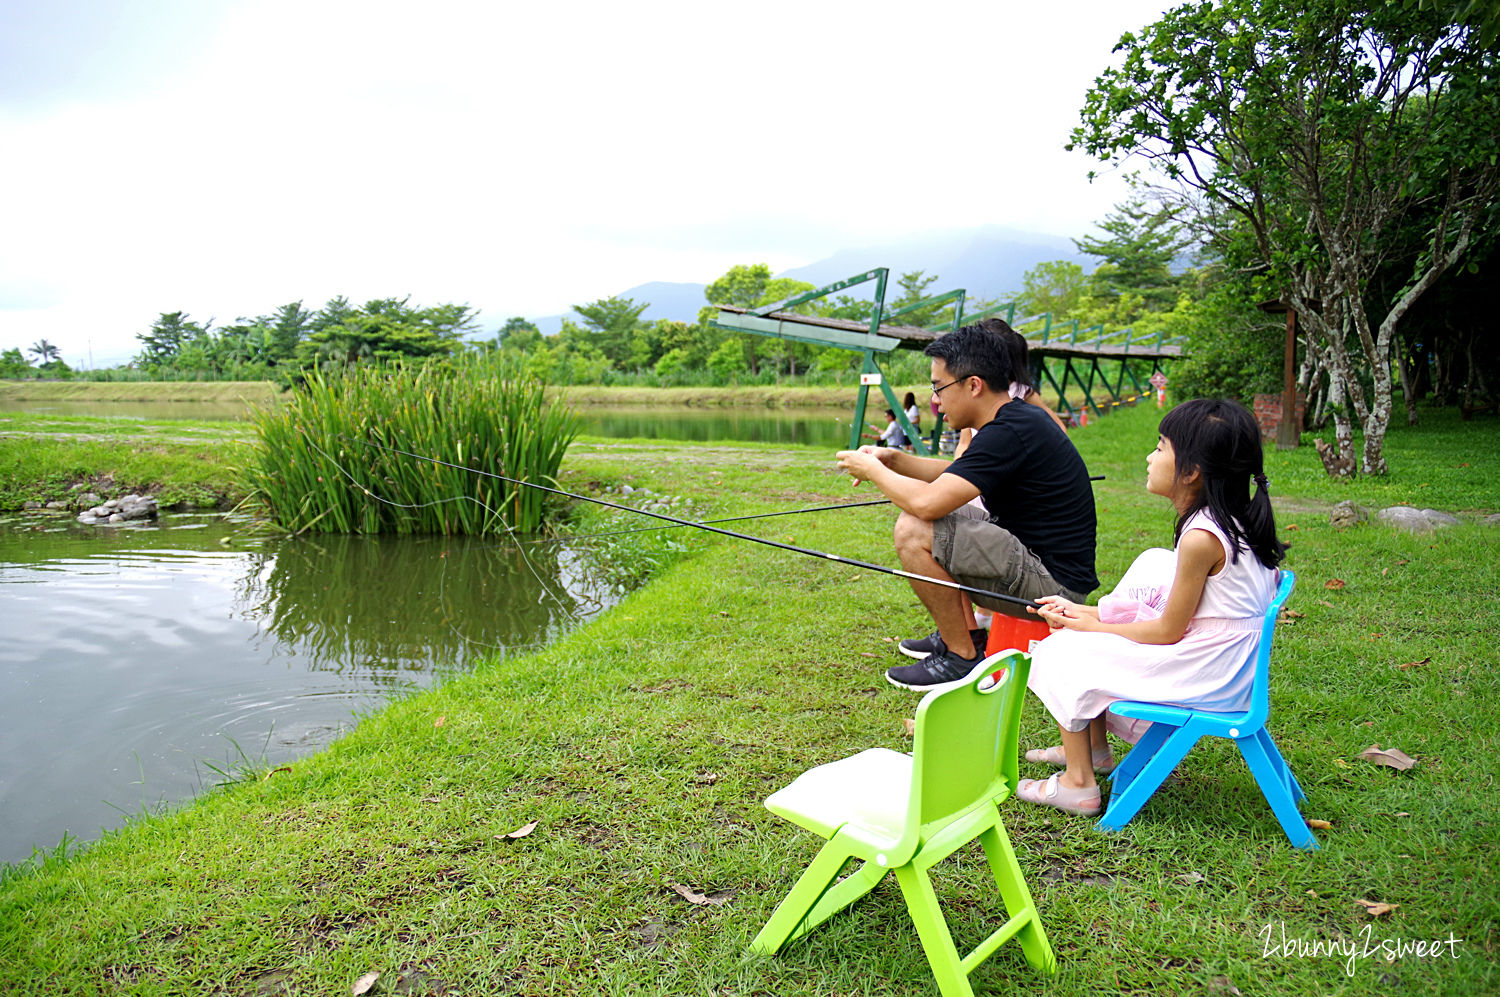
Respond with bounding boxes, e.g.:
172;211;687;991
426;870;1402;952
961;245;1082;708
1321;344;1358;479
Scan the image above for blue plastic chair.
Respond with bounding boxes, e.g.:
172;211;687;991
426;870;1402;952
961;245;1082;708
751;651;1056;995
1097;571;1318;849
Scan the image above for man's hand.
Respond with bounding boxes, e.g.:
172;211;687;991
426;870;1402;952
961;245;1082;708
836;448;889;486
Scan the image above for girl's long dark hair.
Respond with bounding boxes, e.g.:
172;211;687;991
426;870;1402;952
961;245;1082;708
1159;399;1286;570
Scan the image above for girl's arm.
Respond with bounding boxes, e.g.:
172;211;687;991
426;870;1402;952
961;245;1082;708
1034;529;1224;644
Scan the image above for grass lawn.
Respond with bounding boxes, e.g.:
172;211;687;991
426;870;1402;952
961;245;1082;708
0;411;258;510
1;403;1497;995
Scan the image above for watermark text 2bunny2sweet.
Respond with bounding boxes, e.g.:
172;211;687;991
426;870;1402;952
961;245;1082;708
1259;922;1463;977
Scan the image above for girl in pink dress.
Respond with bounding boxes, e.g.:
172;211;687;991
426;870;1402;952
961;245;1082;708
1017;398;1287;815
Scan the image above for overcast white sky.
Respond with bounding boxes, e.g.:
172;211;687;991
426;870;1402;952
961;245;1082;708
1;0;1177;366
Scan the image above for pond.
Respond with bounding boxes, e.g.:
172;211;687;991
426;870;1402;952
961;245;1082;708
0;512;617;866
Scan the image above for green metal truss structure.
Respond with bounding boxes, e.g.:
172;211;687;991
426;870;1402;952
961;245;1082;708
709;267;1185;454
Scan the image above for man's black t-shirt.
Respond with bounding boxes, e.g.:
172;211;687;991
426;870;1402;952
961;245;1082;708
942;401;1099;595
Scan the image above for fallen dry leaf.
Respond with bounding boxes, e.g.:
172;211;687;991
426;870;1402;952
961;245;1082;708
263;766;292;780
1399;657;1432;670
1319;599;1335;608
1209;977;1243;996
859;652;878;658
668;882;734;906
1306;889;1318;897
693;772;719;785
1332;757;1351;769
1382;567;1388;576
1394;811;1411;817
1360;744;1417;771
1285;523;1299;531
352;971;380;995
1355;899;1398;918
1176;871;1207;885
503;820;539;839
1325;578;1346;590
1283;609;1305;619
903;718;916;736
1306;819;1333;830
434;715;446;728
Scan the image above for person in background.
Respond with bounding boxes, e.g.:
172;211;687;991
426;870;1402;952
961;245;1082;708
903;391;922;443
862;408;908;450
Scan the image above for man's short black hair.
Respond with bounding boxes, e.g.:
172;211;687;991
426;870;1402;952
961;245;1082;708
922;319;1017;393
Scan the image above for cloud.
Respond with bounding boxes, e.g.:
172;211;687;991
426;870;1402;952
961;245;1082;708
0;0;1174;365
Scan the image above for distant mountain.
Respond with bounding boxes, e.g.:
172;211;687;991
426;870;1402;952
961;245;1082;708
519;225;1094;334
775;226;1091;304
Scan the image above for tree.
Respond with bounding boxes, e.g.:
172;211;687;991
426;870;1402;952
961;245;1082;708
27;339;62;364
1072;0;1500;475
1;347;32;376
1013;261;1089;319
705;263;772;308
269;302;314;361
571;296;649;369
296;298;474;366
887;269;941;326
497;316;540;349
1074;197;1189;311
135;312;210;370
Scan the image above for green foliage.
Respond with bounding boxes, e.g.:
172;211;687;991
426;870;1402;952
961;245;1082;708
1072;0;1500;472
296;297;478;367
1170;285;1285;404
0;349;29;377
1012;260;1089;319
1075;198;1190;311
244;357;578;534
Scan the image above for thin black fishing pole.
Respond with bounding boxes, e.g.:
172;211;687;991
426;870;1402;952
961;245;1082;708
343;435;1043;611
511;498;893;548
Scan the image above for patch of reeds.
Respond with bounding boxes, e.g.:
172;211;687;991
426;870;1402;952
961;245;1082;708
245;359;578;534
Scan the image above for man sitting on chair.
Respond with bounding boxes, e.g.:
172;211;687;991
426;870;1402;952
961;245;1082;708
837;319;1098;690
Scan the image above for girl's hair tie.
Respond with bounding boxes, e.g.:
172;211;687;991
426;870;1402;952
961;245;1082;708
1253;472;1269;489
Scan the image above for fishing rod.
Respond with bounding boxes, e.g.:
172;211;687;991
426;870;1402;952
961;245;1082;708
509;498;894;548
341;435;1044;612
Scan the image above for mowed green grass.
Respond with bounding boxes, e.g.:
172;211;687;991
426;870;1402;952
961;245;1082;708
1;403;1497;995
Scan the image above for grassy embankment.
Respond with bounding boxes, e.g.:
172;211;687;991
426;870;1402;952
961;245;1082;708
2;401;1498;995
0;379;868;409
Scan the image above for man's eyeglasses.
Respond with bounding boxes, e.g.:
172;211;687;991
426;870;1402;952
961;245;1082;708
930;376;967;396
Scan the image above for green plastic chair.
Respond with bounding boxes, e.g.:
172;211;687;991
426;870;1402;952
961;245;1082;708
751;651;1057;995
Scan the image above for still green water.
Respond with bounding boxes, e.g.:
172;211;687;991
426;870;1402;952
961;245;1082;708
4;398;870;449
0;397;881;865
0;512;615;865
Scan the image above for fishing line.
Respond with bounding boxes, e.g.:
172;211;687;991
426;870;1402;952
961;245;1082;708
342;435;1045;612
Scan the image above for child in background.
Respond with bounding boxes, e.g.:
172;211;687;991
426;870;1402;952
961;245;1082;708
1018;398;1286;815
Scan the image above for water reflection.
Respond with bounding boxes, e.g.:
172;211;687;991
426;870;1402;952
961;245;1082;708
574;405;852;448
235;532;611;674
0;514;615;864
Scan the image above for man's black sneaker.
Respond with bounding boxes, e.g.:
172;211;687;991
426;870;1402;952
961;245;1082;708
898;627;988;660
885;646;986;692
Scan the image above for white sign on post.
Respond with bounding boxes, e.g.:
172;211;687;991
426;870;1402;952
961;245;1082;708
860;373;883;385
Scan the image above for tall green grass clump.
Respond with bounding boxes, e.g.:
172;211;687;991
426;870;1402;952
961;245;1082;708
245;358;578;534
